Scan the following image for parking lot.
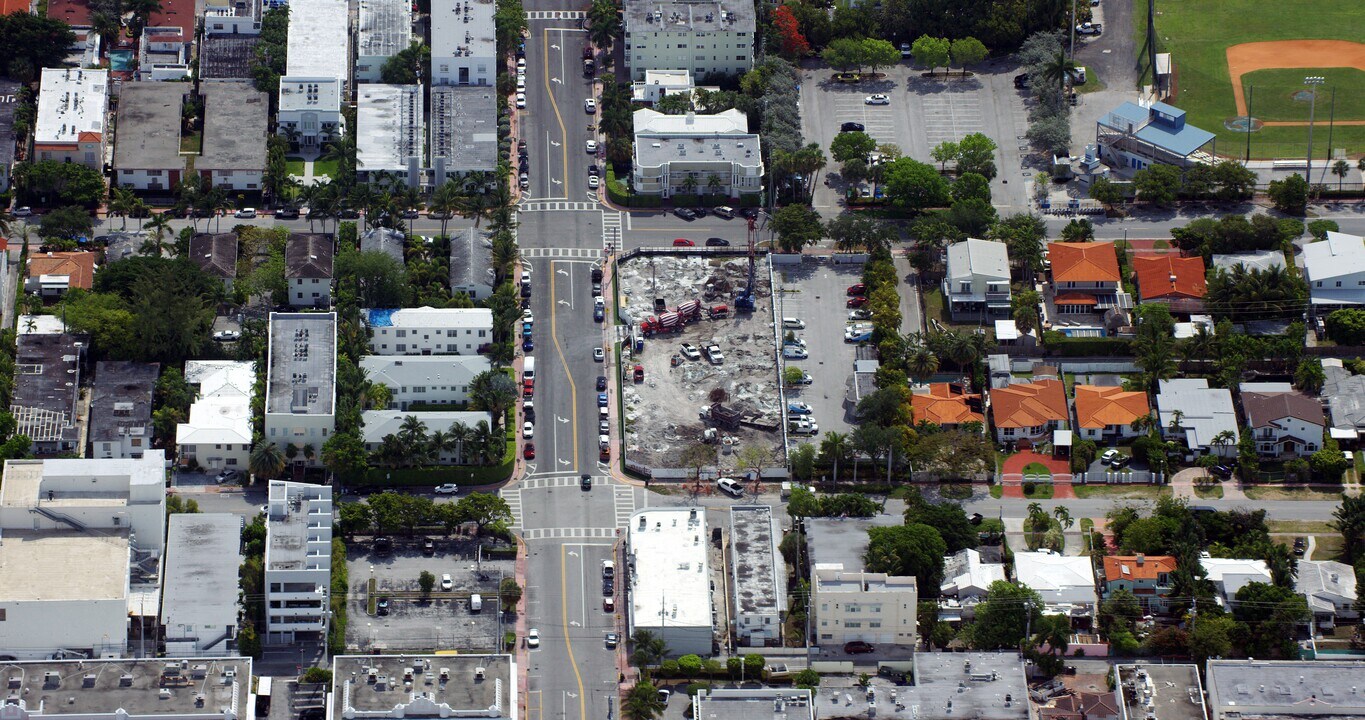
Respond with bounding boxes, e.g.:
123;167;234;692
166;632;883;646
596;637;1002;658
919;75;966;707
345;536;513;652
799;63;1033;214
773;257;868;439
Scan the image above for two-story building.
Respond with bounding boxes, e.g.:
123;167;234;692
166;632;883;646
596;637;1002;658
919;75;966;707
730;506;786;647
450;227;496;300
1102;554;1176;613
1048;242;1126;315
623;0;755;81
1239;382;1324;458
1073;384;1149;443
811;563;918;648
430;0;495;87
357;83;424;188
1132;254;1206;314
360;410;494;463
12;332;87;455
189;233;239;291
632;109;763;199
26;250;96;297
113;83;186;191
366;306;493;355
176;360;256;472
197;83;268;190
358;354;491;409
264;480;332;643
263;313;337;466
286;233;334;307
355;0;412;83
1303;231;1365;311
35;68;109;169
1095;101;1216;176
277;0;349;146
90;361;159;459
1295;560;1357;629
943;238;1011;321
989;379;1069;444
1157;378;1239;456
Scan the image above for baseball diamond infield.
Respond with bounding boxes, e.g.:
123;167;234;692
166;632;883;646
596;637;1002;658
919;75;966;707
1227;40;1365;127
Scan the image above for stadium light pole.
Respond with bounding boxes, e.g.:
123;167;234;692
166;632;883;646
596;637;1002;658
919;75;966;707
1304;76;1325;185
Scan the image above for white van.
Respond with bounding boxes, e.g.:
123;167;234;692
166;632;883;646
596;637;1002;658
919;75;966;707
470;594;483;612
782;318;805;330
523;356;536;382
602;560;616;579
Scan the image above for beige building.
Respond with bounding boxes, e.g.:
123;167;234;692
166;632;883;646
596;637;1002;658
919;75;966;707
812;563;917;647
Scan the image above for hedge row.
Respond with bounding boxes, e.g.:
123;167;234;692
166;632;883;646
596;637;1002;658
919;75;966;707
1040;332;1133;356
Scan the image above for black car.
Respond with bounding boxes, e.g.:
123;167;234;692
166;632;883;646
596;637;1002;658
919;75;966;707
376;597;390;616
518;139;527;151
705;237;730;247
338;208;361;219
840;121;866;132
275;206;300;219
588;164;600;176
596;375;607;391
522;337;534;351
1013;73;1030;88
374;536;393;556
692;207;708;217
1209;464;1234;478
521;284;532;298
739;207;760;219
581;474;592;490
603;578;614;595
673;207;696;220
1293;537;1307;556
843;641;875;654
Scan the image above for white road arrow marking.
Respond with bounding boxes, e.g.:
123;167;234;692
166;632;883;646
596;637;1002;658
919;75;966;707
567;693;579;698
551;44;560;50
525;463;537;473
558;458;571;466
552;78;563;84
557;416;570;423
550;140;561;147
567;550;578;557
557;268;569;275
552;179;563;185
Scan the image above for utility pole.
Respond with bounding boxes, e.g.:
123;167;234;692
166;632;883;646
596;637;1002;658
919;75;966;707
1305;76;1325;185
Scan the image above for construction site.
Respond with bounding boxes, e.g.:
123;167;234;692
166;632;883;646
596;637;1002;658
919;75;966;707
616;248;786;478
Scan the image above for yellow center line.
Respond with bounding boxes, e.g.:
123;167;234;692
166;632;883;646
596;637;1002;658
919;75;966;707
560;544;588;720
548;261;579;468
542;27;571;199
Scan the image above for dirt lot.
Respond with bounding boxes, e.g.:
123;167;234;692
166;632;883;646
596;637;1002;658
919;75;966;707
617;253;785;474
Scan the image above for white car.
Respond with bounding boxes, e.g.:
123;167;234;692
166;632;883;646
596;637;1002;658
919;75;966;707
517;58;527;71
588;175;600;189
234;207;257;218
213;330;241;342
716;478;744;497
680;343;702;361
849;309;873;320
1100;449;1120;465
783;346;809;359
434;483;460;495
521;269;532;283
523;309;534;323
585;139;598;153
12;206;32;217
593;347;604;362
790;419;820;435
527;628;540;648
705;344;725;364
441;574;454;591
781;317;805;329
515;93;526;108
584;98;596;113
516;76;526;91
865;94;890;105
523;421;534;439
1075;21;1102;35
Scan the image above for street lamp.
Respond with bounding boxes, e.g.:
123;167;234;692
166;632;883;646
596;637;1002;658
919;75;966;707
1304;76;1326;184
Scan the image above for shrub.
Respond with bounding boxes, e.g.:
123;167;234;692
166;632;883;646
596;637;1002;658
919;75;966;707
1022;481;1037;495
660;659;680;677
678;654;702;677
300;667;332;684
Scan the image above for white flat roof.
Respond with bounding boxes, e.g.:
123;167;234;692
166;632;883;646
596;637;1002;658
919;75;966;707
0;530;129;602
357;84;423;172
430;0;495;60
36;68;108;145
1013;551;1096;607
285;0;350;80
357;0;412;59
628;508;711;630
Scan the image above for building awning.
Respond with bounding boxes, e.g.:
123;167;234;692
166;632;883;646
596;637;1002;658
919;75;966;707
995;320;1020;341
1054;430;1073;447
1330;427;1359;440
1055;292;1098;305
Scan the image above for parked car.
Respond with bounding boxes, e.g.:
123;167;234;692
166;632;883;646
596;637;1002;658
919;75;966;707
441;574;454;591
515;93;526;108
523;421;534;439
588;175;600;189
584;98;597;113
234;208;257;218
847;283;866;295
705;237;730;246
788;402;813;415
1014;73;1030;89
864;94;890;105
1075;21;1102;35
849;309;872;320
717;477;744;497
213;330;241;342
833;72;860;83
376;597;390;615
433;483;460;495
12;206;32;217
673;207;696;220
1209;464;1234;478
847;296;869;308
593;347;604;361
527;629;540;648
585;139;598;153
214;468;239;482
275;206;300;219
680;343;702;361
783;346;808;359
844;641;875;654
782;317;806;329
605;632;619;648
672;238;695;247
1099;449;1120;465
840;122;866;132
596;375;607;391
713;206;735;219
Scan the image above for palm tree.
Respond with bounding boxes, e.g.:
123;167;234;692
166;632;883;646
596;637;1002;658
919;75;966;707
142;212;173;255
943;330;979;370
448;421;474;464
706;173;724;198
1052;505;1074;530
473;420;502;465
109;186;135;230
369;382;392;409
249;442;287;481
680;174;700;196
622;681;667;720
821;431;850;482
398;415;428;452
1210;429;1236;459
906;345;940;382
453;192;499;228
1332;159;1350;191
586;0;621;51
426;430;452;464
1042;51;1077;95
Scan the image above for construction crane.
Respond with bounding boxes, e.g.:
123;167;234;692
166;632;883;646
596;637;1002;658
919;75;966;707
735;215;759;310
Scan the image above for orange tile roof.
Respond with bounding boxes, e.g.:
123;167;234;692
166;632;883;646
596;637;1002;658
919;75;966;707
1;0;32;14
990;379;1068;429
1073;385;1149;429
28;251;96;289
1054;292;1098;305
46;0;89;26
911;383;984;427
1103;555;1177;581
1133;254;1206;300
1049;242;1121;284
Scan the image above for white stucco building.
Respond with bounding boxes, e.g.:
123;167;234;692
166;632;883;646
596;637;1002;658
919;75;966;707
623;0;755;81
359;354;491;410
177;360;256;472
263;313;337;466
430;0;495;87
361;410;494;463
277;0;349;146
1013;551;1097;617
631;109;763;198
811;563;918;647
264;480;333;643
1201;557;1272;608
357;84;424;187
162;513;243;655
366;306;494;355
355;0;412;83
35;68;109;168
627;508;713;657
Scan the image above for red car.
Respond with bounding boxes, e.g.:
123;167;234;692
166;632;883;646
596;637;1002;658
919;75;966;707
672;238;695;247
846;296;868;308
847;283;866;296
524;443;536;459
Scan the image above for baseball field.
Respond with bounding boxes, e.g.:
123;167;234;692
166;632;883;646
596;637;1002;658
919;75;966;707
1144;0;1365;160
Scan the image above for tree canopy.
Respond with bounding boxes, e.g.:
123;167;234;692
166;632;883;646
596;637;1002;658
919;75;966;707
865;523;947;596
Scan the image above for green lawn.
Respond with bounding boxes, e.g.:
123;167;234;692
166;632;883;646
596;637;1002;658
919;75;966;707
1022;482;1054;499
1148;0;1365;158
1241;68;1365;123
1244;485;1346;501
1073;484;1169;499
1194;483;1224;499
312;159;339;178
1023;462;1052;476
286;159;306;176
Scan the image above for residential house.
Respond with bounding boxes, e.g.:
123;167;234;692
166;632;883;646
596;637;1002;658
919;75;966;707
285;233;334;307
361;227;406;264
0;79;19;192
623;0;756;81
34;68;108;168
1096;101;1216;176
161;513;243;655
1157;378;1239;456
356;84;423;188
1048;242;1126;315
276;0;349;146
189;233;239;291
940;548;1006;599
910;382;984;430
361;410;493;463
89;361;159;459
358;354;491;409
450;227;496;300
811;563;918;647
354;0;412;83
633;69;697;104
176;360;255;471
943;238;1011;321
1302;231;1365;310
136;0;196;80
26;251;96;296
632;109;763;199
1014;551;1097;617
204;0;262;35
1102;554;1176;613
1073;385;1149;443
429;86;498;181
1239;382;1324;458
263;313;337;466
1132;254;1206;314
1322;361;1365;444
365;306;493;355
1296;560;1358;628
201;0;262;82
989;379;1069;444
11;333;86;455
264;481;332;641
198;83;268;190
113;84;186;191
429;0;495;86
1201;557;1272;608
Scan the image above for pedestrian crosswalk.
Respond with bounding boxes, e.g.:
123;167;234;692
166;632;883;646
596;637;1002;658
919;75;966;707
601;210;622;253
519;200;599;212
506;475;637;541
613;485;635;527
519;475;592;489
522;526;619;540
502;486;524;529
521;247;603;259
524;10;585;19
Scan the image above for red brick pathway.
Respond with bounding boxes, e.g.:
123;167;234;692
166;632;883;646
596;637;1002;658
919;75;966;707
1000;450;1075;498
